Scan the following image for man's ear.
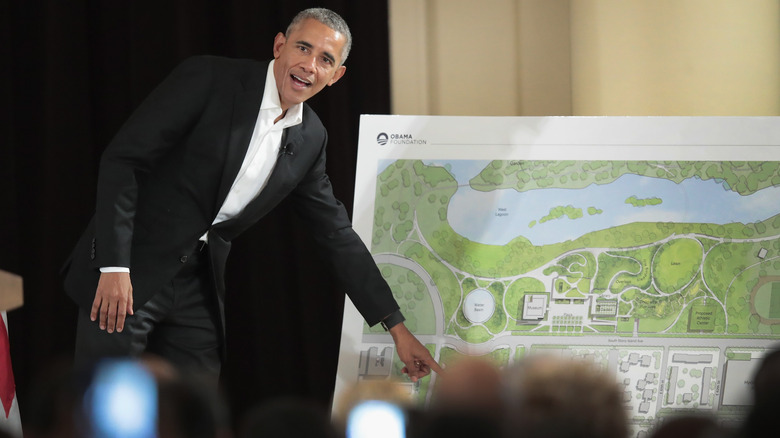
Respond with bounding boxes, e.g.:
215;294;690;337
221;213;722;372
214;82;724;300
328;65;347;86
272;32;286;58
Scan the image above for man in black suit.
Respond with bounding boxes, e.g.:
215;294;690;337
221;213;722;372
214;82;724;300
63;8;441;382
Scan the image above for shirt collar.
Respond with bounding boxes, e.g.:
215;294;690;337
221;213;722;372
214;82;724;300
260;60;303;127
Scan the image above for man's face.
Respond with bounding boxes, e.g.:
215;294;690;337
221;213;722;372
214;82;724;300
272;18;347;111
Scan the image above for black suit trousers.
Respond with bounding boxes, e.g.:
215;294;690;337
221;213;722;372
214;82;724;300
74;246;222;381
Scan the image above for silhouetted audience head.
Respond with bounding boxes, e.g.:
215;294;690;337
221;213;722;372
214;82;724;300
156;373;231;438
739;347;780;438
502;355;629;438
431;357;503;419
751;348;780;406
649;414;728;438
22;358;80;438
411;357;504;438
238;397;336;438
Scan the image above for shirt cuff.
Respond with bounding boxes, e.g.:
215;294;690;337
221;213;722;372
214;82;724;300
380;310;405;331
100;267;130;273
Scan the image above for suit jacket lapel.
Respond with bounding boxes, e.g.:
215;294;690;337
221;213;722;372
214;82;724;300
255;122;304;199
214;61;269;214
212;123;305;241
236;124;303;217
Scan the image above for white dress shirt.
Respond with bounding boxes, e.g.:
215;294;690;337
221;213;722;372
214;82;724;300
210;59;303;226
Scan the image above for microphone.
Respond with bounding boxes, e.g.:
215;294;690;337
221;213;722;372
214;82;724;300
280;144;294;156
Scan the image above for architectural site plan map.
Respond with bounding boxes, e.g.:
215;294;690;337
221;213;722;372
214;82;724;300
334;116;780;436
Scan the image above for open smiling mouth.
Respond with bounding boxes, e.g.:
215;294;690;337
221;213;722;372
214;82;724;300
291;74;312;87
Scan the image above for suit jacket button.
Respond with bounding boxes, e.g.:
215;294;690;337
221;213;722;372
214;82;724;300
180;255;188;263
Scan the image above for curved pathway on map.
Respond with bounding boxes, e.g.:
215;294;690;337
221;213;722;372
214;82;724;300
374;253;446;338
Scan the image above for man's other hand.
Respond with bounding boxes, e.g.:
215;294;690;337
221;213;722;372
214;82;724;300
91;271;134;333
388;322;444;382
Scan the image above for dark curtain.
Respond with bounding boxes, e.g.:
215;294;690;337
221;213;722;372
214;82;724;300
1;0;390;427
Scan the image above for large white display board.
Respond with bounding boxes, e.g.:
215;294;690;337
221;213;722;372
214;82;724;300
335;116;780;434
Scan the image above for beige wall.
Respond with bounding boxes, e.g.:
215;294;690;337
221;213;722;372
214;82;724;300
389;0;780;116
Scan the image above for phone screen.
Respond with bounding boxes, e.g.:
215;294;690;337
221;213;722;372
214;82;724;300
82;359;158;438
346;400;406;438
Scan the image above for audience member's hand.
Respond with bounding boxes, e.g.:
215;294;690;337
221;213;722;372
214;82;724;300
389;322;444;381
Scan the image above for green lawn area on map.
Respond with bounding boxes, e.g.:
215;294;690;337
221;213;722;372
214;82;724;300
364;159;780;341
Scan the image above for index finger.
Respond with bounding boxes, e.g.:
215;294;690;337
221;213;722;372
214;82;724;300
426;358;445;376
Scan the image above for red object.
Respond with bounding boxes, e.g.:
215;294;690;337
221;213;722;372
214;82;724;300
0;319;15;418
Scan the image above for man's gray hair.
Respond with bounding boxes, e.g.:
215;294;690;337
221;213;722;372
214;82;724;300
286;8;352;65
